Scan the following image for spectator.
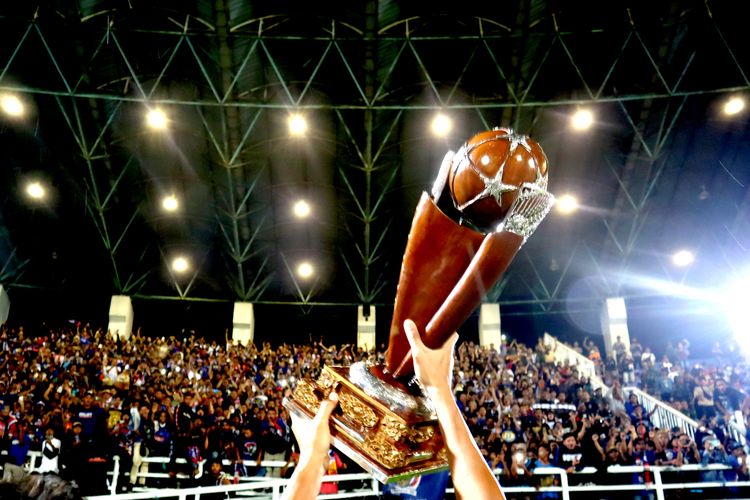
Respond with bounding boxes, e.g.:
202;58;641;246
553;433;583;473
640;347;656;370
693;376;716;419
37;427;61;474
236;425;264;478
319;449;346;494
612;336;627;364
726;442;749;482
701;435;729;482
260;408;290;477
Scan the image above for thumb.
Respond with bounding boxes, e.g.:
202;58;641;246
314;391;339;423
446;332;459;351
403;319;424;351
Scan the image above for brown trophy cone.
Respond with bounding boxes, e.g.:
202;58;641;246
384;193;486;375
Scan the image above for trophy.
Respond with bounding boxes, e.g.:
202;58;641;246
284;128;555;482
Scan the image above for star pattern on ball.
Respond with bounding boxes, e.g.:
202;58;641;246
457;130;529;209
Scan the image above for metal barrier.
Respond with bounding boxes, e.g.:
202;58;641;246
84;464;748;500
624;385;700;440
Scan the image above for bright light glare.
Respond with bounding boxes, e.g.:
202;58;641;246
172;256;189;273
571;109;594;131
431;113;452;137
293;200;311;218
162;194;179;212
26;181;46;200
724;276;750;354
724;96;745;116
557;194;579;214
297;262;314;279
1;94;24;117
672;249;695;267
288;114;307;136
146;108;169;130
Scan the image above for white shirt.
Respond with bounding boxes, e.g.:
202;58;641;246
37;437;62;474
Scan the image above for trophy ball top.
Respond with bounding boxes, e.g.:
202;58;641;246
448;128;548;230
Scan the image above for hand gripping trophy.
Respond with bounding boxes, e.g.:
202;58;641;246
285;128;555;482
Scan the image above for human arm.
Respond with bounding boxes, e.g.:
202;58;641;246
280;391;339;500
404;319;505;500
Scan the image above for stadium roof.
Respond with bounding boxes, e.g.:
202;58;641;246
0;0;748;340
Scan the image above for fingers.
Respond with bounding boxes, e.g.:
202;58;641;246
313;391;339;425
403;319;424;352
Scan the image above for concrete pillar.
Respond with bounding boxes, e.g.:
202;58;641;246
108;295;133;341
0;285;9;326
479;303;502;350
232;302;255;345
357;305;376;352
600;297;630;360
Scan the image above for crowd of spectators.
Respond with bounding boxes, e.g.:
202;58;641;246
0;323;749;498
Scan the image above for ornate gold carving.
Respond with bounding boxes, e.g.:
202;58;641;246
362;436;407;469
293;381;320;414
318;369;335;389
289;371;448;476
381;414;435;444
339;390;378;428
381;414;409;441
410;425;435;443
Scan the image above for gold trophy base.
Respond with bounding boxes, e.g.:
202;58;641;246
284;363;448;483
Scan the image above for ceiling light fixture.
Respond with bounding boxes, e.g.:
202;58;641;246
556;194;579;214
571;109;594;131
0;94;24;118
297;261;314;279
172;256;190;273
162;194;179;212
431;113;452;137
25;181;46;200
293;199;311;218
723;96;745;116
288;113;307;137
672;249;694;267
146;108;169;130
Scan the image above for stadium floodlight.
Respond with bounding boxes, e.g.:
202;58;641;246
571;109;594;131
293;199;311;218
162;194;179;212
672;249;694;267
0;93;24;118
297;261;314;279
556;194;579;214
146;108;169;130
724;96;745;116
171;256;190;273
288;113;307;137
25;181;46;200
430;113;452;137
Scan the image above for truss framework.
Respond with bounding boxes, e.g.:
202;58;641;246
0;2;748;313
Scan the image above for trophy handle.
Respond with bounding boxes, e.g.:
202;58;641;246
389;187;555;378
391;230;523;377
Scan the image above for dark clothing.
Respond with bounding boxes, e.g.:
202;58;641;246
553;446;583;470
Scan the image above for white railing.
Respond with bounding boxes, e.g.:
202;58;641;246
543;333;608;393
727;412;748;448
88;472;378;500
84;464;748;500
624;385;700;440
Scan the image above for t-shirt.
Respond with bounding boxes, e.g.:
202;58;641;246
319;451;344;494
237;436;262;476
38;437;62;473
714;387;744;413
554;446;583;470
